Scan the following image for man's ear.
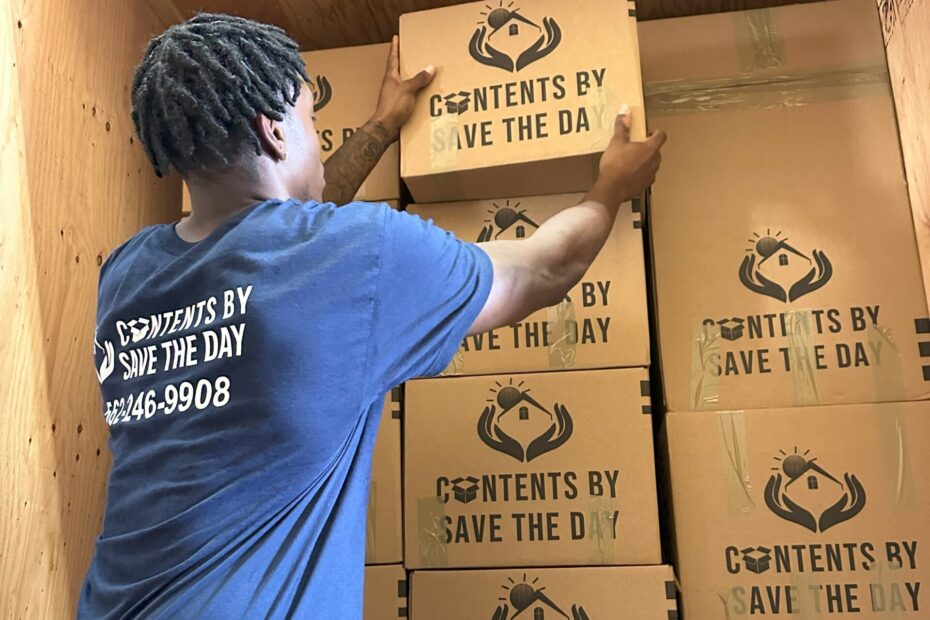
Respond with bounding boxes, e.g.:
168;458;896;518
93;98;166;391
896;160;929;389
253;113;287;161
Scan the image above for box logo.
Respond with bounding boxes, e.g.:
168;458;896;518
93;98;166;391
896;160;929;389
764;447;866;532
477;199;541;242
310;74;332;111
493;574;592;619
739;229;833;302
469;2;562;73
478;379;573;463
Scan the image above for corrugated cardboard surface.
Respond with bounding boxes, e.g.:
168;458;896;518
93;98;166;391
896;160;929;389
404;368;660;569
664;400;929;618
411;565;678;619
301;43;400;202
367;389;404;565
641;0;930;412
399;0;643;202
408;193;648;376
365;564;407;620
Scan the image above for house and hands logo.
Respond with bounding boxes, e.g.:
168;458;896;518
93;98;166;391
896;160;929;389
477;378;573;463
469;1;562;73
491;574;591;620
739;228;833;302
764;446;866;533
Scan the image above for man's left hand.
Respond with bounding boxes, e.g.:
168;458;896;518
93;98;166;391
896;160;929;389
371;35;435;141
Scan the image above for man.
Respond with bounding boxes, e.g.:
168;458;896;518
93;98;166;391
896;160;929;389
82;13;665;619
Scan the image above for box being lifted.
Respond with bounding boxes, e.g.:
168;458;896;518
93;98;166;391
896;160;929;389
399;0;644;203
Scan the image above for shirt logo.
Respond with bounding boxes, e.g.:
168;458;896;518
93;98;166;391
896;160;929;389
94;327;115;385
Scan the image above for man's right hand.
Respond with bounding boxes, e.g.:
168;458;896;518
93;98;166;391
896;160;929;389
587;106;667;208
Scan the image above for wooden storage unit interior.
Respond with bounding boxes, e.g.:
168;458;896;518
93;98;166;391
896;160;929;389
3;0;924;616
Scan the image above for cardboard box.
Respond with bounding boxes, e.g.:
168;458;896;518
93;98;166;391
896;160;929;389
367;388;404;565
301;43;400;202
411;565;679;619
365;564;407;619
408;194;648;376
641;0;930;412
404;368;660;569
663;401;930;618
399;0;644;203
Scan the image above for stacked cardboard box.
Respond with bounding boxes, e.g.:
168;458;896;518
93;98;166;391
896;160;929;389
399;0;677;615
399;0;645;203
663;402;929;618
300;43;401;205
368;389;404;566
412;565;678;619
364;564;408;620
407;193;648;376
641;0;930;616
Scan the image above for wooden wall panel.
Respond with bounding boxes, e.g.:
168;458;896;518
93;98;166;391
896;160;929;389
880;0;930;308
2;0;180;616
162;0;818;50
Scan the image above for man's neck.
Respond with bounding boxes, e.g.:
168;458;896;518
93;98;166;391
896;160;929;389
178;171;290;243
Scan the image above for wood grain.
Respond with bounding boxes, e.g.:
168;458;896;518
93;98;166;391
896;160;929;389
882;0;930;308
160;0;819;49
2;0;181;616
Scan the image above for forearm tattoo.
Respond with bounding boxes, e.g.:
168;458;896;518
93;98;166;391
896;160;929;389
322;121;394;205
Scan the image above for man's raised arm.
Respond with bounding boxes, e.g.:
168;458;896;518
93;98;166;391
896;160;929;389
322;36;434;204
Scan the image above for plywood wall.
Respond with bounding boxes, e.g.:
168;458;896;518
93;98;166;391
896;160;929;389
160;0;818;49
880;0;930;308
2;0;180;616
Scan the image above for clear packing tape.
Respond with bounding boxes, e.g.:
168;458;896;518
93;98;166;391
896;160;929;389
644;65;891;116
645;6;889;115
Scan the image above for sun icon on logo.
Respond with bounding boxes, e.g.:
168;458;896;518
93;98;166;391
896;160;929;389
771;446;813;480
478;1;539;36
487;379;551;421
497;574;568;617
746;229;811;265
478;199;540;242
747;229;786;258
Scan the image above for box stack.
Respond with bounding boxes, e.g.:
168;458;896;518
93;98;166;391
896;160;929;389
398;0;678;617
640;0;930;617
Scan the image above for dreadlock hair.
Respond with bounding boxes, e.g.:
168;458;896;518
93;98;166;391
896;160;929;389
131;13;311;177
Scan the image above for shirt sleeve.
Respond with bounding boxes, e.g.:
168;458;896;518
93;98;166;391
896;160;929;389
367;207;494;392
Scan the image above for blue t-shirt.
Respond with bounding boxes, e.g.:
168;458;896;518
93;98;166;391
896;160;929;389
79;199;493;619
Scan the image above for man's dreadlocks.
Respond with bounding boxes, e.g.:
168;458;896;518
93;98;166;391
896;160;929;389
131;13;310;177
